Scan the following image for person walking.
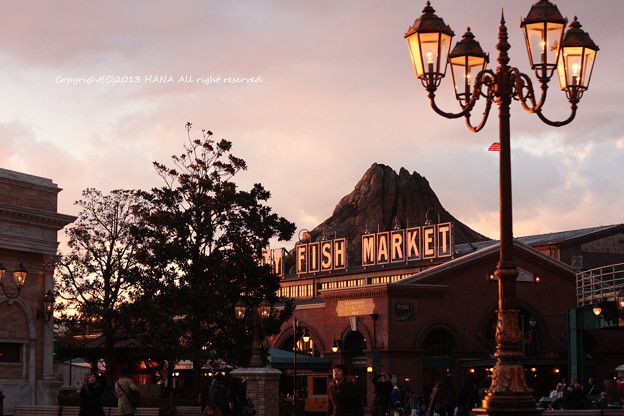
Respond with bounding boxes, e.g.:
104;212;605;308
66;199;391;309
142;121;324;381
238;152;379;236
372;373;394;416
79;372;106;416
428;376;455;416
115;368;141;416
327;364;364;416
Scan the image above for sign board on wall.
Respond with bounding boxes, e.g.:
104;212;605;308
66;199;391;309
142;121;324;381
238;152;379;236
336;298;375;317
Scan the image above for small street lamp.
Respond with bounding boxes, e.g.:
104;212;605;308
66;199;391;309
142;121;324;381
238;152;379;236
292;318;309;415
404;1;598;415
38;289;55;321
0;263;28;299
234;297;272;368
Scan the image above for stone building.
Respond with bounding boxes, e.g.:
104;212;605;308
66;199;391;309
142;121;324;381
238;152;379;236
0;169;75;414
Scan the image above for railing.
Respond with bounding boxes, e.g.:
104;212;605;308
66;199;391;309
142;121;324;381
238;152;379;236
576;262;624;306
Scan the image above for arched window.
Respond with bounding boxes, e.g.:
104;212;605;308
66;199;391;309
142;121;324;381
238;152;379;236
423;329;455;356
278;331;319;357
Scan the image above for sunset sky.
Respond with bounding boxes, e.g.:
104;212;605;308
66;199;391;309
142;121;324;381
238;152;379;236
1;0;622;249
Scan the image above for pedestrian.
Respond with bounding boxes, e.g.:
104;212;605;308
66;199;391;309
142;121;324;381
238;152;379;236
428;375;455;416
372;373;393;416
561;378;591;410
79;372;106;416
208;373;231;415
603;370;624;408
115;367;141;416
327;364;364;416
457;379;479;416
584;377;600;396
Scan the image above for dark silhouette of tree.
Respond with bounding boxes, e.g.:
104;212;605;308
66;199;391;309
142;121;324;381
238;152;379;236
130;123;295;392
56;188;145;385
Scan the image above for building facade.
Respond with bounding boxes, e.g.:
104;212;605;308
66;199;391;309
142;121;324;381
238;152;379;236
0;169;75;413
267;223;624;407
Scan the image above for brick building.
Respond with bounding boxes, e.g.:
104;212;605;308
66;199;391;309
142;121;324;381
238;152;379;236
267;222;624;408
0;169;75;414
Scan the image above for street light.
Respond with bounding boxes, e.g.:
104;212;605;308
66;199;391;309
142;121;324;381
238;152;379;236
39;290;55;321
0;263;28;299
404;1;598;415
234;297;272;367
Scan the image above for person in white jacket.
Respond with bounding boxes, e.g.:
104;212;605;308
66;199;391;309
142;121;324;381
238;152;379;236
115;368;141;416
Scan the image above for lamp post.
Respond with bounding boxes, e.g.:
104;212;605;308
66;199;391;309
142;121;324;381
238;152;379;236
404;2;598;415
234;298;271;367
292;319;309;415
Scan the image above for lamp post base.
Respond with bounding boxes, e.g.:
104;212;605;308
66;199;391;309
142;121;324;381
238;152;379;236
474;393;543;416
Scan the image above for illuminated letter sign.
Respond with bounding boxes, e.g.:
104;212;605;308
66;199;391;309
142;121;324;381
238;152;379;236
423;225;436;259
309;242;320;273
391;230;405;263
334;238;347;269
262;251;272;266
437;223;452;257
321;241;333;271
406;227;421;261
271;248;285;276
361;222;453;266
296;244;308;275
261;248;286;277
296;238;349;275
362;234;376;266
377;232;389;264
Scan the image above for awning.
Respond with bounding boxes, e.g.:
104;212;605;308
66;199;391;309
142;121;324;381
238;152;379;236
268;348;331;370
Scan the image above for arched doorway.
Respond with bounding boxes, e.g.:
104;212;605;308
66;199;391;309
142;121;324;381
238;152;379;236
342;331;368;400
422;328;457;397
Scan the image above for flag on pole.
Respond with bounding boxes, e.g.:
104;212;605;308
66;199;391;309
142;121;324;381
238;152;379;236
488;142;500;151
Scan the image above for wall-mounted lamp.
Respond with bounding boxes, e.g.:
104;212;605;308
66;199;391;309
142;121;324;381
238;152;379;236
37;290;54;321
592;305;602;316
616;289;624;313
331;338;342;353
0;263;28;299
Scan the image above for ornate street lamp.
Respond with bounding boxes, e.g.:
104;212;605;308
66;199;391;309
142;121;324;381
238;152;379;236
234;297;272;367
405;2;598;415
0;263;28;299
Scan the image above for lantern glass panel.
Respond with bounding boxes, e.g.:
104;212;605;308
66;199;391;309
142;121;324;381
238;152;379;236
407;33;424;78
557;46;596;89
13;269;27;287
524;22;564;73
450;55;485;100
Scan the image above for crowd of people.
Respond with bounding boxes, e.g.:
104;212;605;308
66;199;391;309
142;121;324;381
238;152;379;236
75;368;255;416
541;366;624;410
332;363;624;416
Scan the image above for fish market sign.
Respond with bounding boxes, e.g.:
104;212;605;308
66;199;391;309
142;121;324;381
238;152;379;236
266;222;454;277
362;222;453;266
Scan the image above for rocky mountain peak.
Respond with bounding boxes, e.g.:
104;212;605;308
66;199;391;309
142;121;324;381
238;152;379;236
302;163;489;261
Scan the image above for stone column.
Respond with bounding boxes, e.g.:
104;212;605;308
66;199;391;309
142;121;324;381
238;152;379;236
40;255;61;405
231;367;281;416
